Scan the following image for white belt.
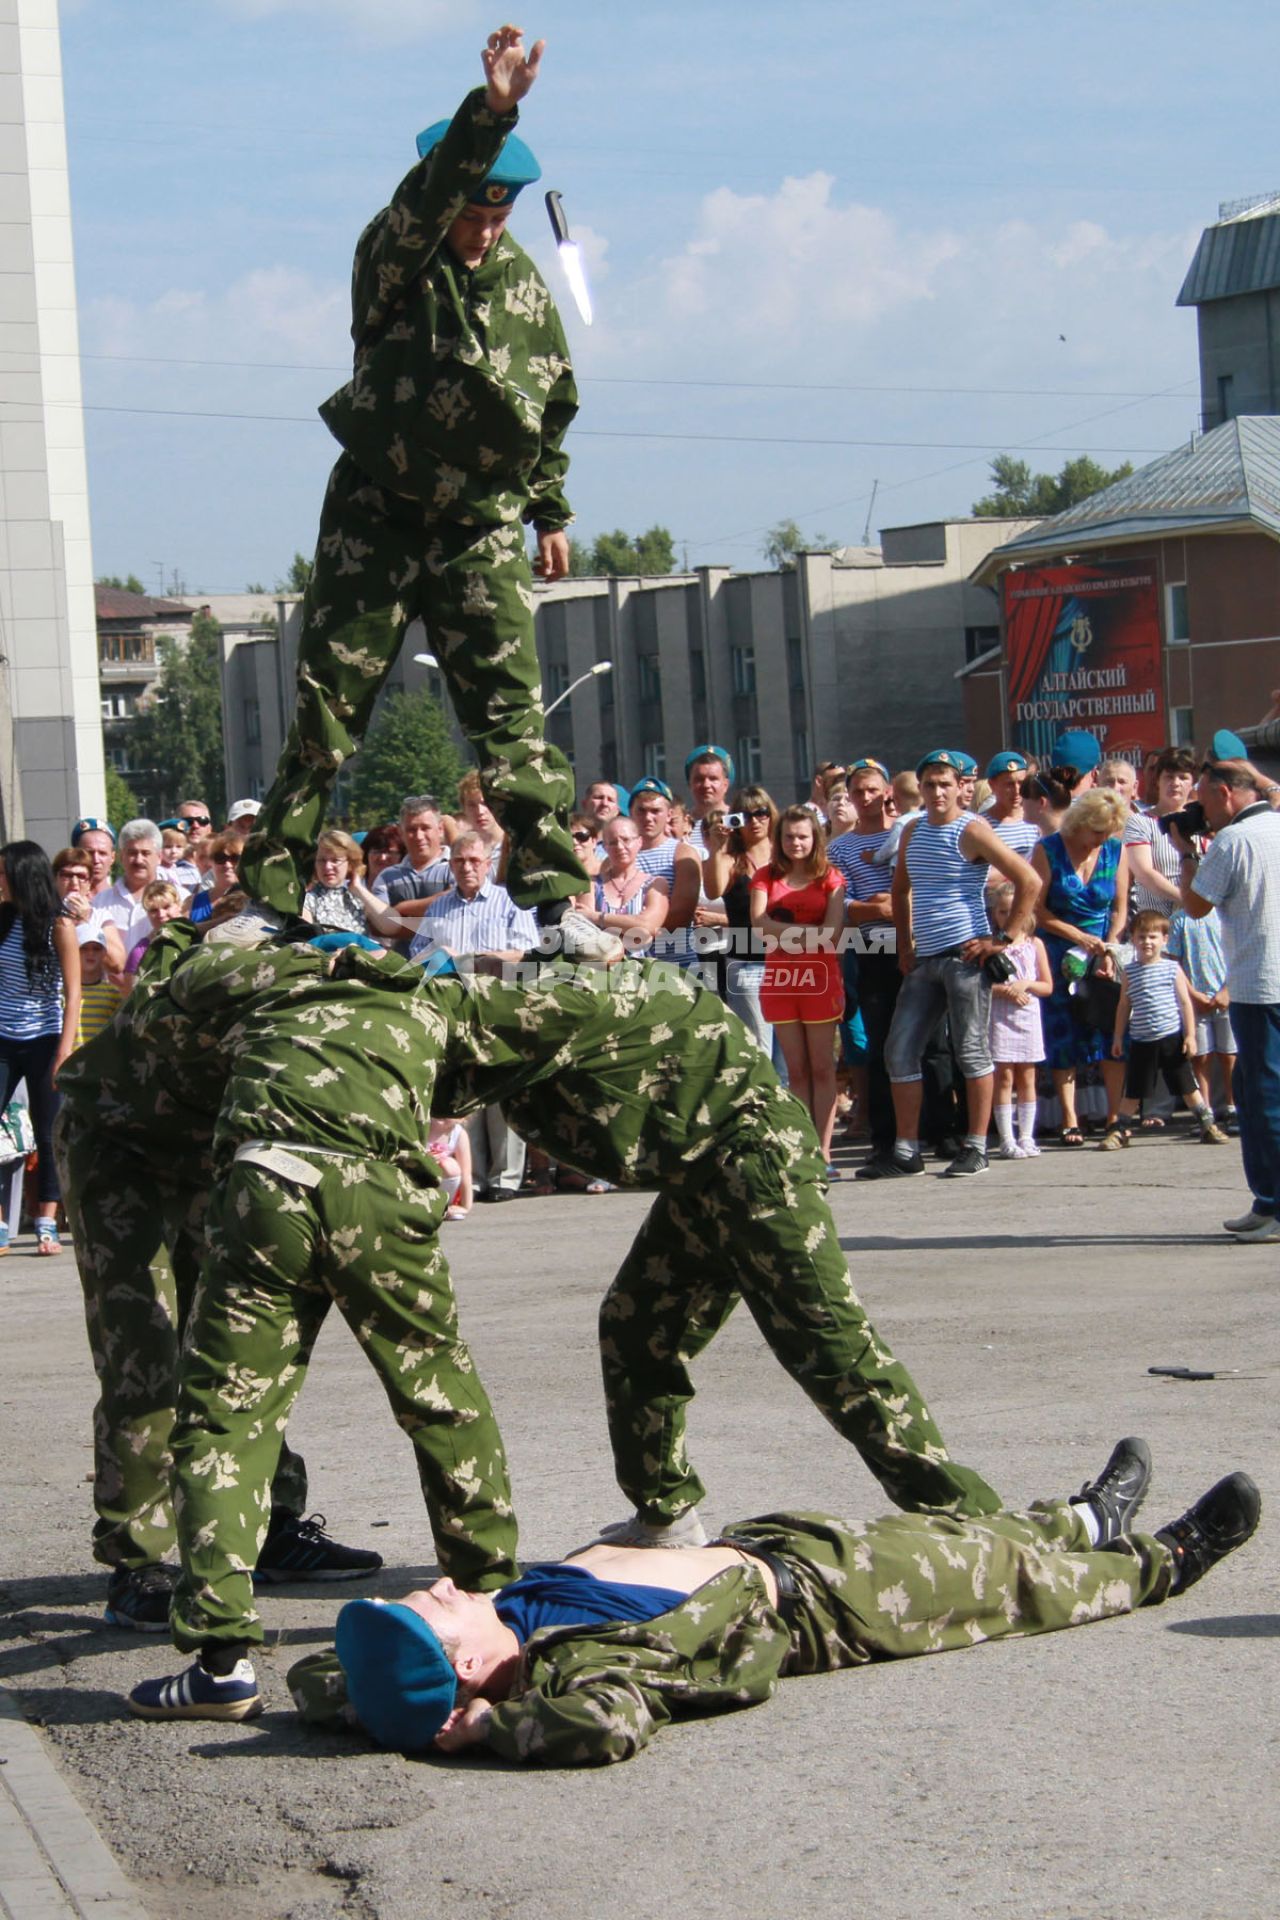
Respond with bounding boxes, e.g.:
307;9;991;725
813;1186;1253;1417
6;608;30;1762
233;1139;362;1190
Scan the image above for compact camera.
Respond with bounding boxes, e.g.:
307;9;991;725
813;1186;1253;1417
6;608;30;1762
723;811;747;830
982;950;1016;984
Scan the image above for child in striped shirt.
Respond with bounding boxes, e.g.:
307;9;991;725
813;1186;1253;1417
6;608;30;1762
1102;909;1228;1150
74;926;122;1049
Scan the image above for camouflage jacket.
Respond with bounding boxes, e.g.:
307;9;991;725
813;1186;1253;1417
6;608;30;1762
290;1553;795;1767
319;87;577;531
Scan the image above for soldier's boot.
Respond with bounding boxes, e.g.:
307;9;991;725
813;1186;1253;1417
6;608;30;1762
1155;1473;1261;1592
1070;1436;1153;1548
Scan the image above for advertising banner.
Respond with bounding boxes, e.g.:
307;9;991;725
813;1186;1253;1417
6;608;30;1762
1004;562;1165;764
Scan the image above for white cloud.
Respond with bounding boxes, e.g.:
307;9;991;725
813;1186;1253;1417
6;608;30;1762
83;265;347;371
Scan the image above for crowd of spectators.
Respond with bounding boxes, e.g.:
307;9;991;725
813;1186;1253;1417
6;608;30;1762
2;716;1279;1236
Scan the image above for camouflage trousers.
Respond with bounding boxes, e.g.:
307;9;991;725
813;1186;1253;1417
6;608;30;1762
599;1126;1002;1524
169;1150;517;1653
726;1503;1174;1668
53;1110;307;1572
239;453;587;915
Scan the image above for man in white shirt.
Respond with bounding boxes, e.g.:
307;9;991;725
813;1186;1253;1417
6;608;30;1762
92;820;163;951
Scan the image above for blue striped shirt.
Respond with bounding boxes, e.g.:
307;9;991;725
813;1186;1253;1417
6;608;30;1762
407;880;537;960
828;828;893;913
904;814;990;956
1124;956;1183;1042
0;918;62;1041
989;815;1040;861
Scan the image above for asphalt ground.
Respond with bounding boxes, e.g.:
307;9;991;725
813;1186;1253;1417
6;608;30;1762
2;1122;1277;1920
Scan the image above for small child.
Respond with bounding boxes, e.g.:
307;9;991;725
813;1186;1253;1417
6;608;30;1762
1166;906;1237;1130
1103;908;1229;1149
122;880;185;992
75;926;123;1048
427;1117;472;1220
986;882;1052;1157
669;801;693;842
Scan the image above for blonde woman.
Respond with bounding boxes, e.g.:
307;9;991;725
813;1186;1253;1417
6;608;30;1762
702;785;778;1052
302;830;406;942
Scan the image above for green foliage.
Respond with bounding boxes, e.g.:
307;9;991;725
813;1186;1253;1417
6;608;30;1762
97;573;146;595
761;519;833;569
128;610;227;820
277;552;314;593
103;764;139;829
345;683;465;826
972;454;1135;519
569;526;677;576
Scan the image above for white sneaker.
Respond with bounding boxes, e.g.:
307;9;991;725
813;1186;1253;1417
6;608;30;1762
597;1509;708;1548
539;909;624;965
996;1141;1023;1160
1223;1210;1280;1240
1018;1138;1041;1157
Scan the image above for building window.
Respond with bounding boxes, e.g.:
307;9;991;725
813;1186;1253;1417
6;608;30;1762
1166;583;1189;646
1171;706;1195;747
243;698;261;745
545;660;570;703
641;740;666;779
637;653;662;703
731;645;756;696
735;735;762;782
787;636;806;692
965;625;1000;663
1217;373;1235;425
689;649;707;701
793;727;810;784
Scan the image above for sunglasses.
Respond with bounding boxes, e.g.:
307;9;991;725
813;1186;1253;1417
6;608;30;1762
212;853;239;866
742;808;772;822
571;829;595;844
183;814;212;828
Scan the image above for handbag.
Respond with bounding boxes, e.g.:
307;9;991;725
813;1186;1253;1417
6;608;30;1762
1068;957;1121;1032
0;1099;36;1163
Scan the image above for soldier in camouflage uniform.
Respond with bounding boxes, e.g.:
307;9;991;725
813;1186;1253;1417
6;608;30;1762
289;1459;1261;1763
239;26;589;922
52;926;366;1629
429;957;1003;1531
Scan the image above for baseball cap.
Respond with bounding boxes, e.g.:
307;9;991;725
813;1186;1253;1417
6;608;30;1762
628;776;674;802
227;798;262;821
986;750;1030;778
336;1598;457;1751
71;817;116;846
75;922;106;949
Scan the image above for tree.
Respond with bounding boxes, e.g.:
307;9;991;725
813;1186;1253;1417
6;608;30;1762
972;454;1134;519
761;519;832;569
569;526;677;576
344;684;465;826
128;610;227;821
96;573;146;596
103;764;139;828
276;552;314;594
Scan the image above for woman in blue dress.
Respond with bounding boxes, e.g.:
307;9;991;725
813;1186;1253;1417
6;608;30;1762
1030;787;1131;1144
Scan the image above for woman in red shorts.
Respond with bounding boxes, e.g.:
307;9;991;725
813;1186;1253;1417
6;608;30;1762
750;805;846;1171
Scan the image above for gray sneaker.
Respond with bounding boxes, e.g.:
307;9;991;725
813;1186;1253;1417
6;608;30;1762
855;1152;925;1180
942;1145;989;1177
597;1509;708;1548
1223;1210;1280;1239
537;909;624;965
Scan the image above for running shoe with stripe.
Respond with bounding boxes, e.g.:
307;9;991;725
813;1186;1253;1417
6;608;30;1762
128;1658;262;1722
254;1512;383;1584
104;1563;176;1632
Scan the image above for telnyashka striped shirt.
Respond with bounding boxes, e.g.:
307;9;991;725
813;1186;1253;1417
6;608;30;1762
0;919;62;1041
904;814;989;956
1124;956;1183;1042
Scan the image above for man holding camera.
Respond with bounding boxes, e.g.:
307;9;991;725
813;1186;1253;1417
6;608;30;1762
1177;759;1280;1241
860;750;1040;1180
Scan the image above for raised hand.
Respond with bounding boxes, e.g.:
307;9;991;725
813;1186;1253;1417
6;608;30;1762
482;24;545;112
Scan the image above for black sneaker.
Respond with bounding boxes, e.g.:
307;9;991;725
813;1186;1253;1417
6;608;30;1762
104;1563;177;1632
942;1145;988;1177
855;1152;925;1180
1073;1437;1152;1548
254;1513;383;1585
931;1136;965;1161
1155;1472;1261;1592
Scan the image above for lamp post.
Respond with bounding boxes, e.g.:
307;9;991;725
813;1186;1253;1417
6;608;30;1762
546;659;612;717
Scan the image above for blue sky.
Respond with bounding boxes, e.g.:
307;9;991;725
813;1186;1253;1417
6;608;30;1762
61;0;1280;590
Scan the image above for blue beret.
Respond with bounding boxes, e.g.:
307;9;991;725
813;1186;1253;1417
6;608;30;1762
628;776;673;803
986;751;1029;778
71;816;116;846
684;744;735;783
1052;730;1102;773
336;1599;457;1751
414;120;541;206
1209;728;1248;761
916;749;965;777
949;751;978;776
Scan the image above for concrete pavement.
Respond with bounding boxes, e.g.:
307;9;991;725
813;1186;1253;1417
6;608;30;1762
1;1125;1277;1920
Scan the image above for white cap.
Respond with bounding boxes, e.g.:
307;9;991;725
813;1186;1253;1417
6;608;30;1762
76;921;106;949
227;798;262;821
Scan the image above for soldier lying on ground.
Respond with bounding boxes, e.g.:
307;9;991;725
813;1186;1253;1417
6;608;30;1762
281;1444;1260;1762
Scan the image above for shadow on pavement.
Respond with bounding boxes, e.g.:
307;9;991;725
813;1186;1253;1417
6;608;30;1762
839;1232;1231;1252
1166;1613;1280;1638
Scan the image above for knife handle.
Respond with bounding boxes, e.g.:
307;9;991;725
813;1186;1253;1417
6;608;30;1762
546;190;569;246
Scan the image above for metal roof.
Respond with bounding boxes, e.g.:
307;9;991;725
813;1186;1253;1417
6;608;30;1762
94;586;190;621
971;416;1280;584
1177;203;1280;306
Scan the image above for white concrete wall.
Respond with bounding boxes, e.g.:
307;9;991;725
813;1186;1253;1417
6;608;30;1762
0;0;102;846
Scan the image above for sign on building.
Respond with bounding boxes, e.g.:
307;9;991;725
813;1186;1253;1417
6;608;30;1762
1004;563;1165;764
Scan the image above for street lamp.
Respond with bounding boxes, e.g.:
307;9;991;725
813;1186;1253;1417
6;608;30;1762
546;659;612;717
412;651;439;670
